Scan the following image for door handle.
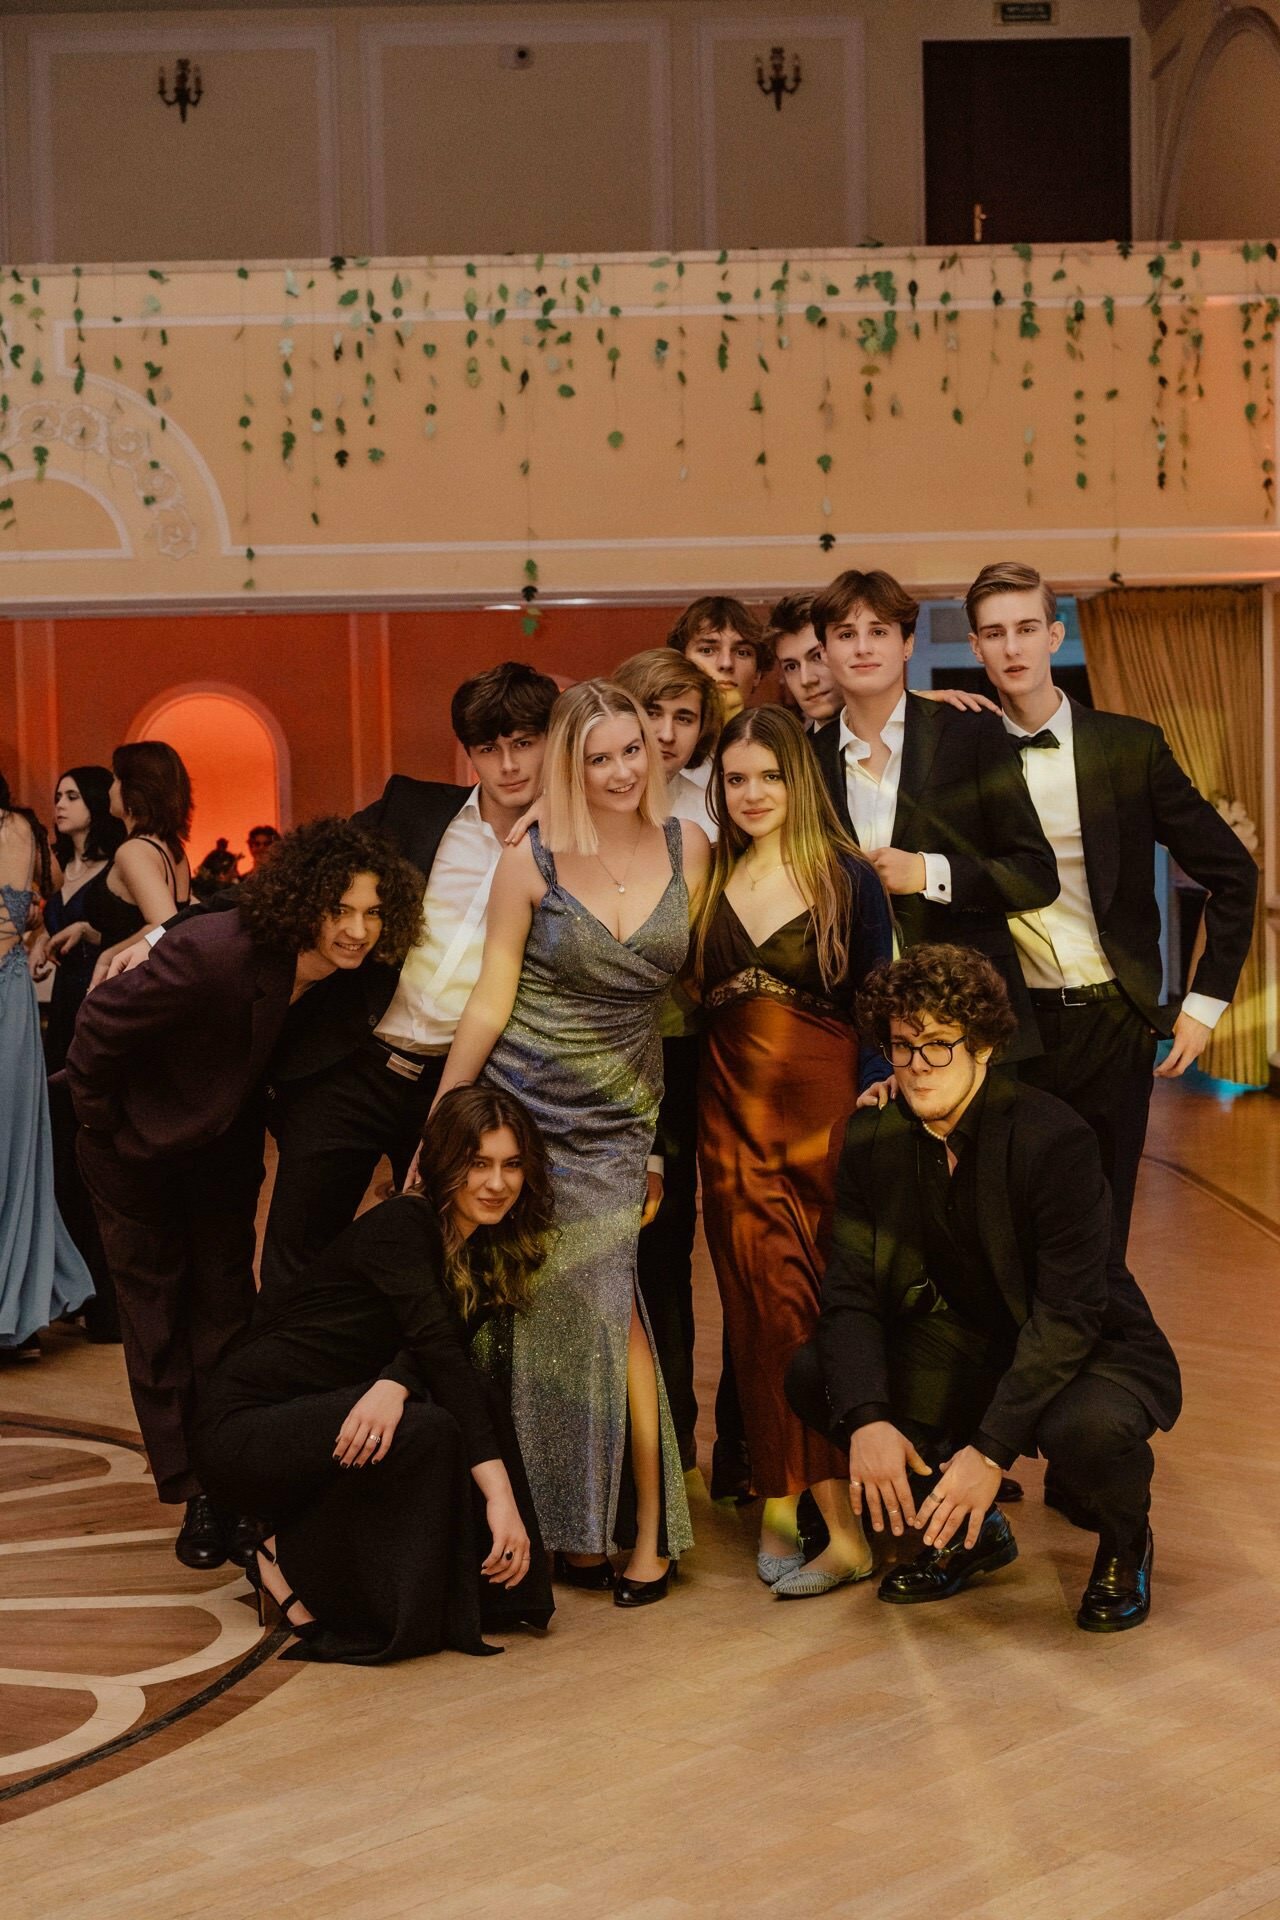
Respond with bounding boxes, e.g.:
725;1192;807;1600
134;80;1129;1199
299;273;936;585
973;201;988;243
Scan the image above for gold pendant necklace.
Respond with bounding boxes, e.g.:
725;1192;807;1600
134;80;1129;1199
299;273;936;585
745;855;790;892
594;828;643;895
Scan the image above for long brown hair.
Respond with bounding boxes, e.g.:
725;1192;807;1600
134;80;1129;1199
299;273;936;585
418;1087;555;1319
692;705;879;991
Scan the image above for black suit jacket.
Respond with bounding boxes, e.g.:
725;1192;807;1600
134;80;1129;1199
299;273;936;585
816;1075;1181;1466
812;698;1059;1061
66;909;295;1160
1056;700;1258;1034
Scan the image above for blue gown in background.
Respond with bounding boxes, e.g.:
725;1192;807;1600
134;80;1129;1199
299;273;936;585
0;884;94;1346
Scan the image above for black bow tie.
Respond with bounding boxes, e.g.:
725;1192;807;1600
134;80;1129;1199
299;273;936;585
1018;729;1059;750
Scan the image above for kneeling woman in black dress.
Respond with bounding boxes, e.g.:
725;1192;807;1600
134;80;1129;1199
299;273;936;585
195;1086;556;1664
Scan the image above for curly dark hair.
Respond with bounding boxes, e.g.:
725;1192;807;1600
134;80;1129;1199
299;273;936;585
236;816;424;965
857;943;1018;1056
417;1087;556;1318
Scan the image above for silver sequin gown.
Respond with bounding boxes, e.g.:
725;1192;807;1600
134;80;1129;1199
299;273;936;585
483;822;694;1559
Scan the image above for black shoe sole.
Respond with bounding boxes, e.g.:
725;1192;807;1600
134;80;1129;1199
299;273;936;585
1076;1601;1151;1633
174;1544;228;1571
878;1538;1018;1604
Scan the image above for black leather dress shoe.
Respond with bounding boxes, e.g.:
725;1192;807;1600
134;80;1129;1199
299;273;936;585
225;1514;265;1570
175;1494;228;1570
1044;1473;1096;1531
1077;1528;1152;1633
709;1438;753;1504
878;1508;1018;1605
997;1476;1024;1504
553;1552;616;1591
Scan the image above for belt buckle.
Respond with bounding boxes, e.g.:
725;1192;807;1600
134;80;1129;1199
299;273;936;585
384;1051;424;1082
1059;986;1090;1008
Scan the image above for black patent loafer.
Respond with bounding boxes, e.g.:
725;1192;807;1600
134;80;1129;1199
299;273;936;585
175;1493;228;1570
997;1476;1024;1504
878;1508;1018;1605
1077;1528;1152;1633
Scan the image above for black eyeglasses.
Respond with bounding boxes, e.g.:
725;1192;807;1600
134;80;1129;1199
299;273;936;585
882;1038;962;1070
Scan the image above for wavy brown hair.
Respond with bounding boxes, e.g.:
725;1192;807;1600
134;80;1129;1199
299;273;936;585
856;943;1018;1056
693;705;881;992
236;816;425;965
112;742;193;857
418;1087;556;1318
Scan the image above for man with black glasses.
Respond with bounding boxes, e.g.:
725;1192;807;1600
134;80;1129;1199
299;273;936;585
787;944;1181;1633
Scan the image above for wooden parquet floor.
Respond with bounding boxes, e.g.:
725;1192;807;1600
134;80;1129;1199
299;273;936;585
2;1081;1279;1920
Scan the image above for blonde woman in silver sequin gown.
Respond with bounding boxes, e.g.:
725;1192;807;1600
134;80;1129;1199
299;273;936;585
434;681;711;1607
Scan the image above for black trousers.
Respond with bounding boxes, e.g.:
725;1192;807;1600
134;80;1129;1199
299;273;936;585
47;1074;118;1339
786;1340;1156;1555
77;1123;263;1503
636;1034;747;1463
262;1040;444;1297
1020;994;1158;1266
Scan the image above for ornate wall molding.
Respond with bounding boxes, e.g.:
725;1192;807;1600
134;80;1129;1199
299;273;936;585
0;398;197;560
26;23;341;261
1156;5;1280;234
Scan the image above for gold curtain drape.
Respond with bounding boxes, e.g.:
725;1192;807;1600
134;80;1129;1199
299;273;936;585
1075;584;1266;1086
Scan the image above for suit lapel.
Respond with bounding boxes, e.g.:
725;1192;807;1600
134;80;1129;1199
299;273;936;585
870;1104;927;1301
813;719;856;838
973;1075;1028;1326
1068;698;1120;921
894;696;944;852
249;946;294;1083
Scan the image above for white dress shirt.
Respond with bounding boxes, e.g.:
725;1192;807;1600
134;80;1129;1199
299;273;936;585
376;785;501;1054
1004;691;1226;1028
667;767;718;843
839;693;952;903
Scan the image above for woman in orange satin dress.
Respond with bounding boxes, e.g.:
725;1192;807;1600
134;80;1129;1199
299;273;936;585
693;706;894;1596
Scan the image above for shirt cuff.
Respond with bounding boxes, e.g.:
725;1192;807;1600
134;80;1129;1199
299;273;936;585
972;1429;1018;1471
1180;991;1229;1031
645;1155;664;1176
144;925;166;948
921;853;952;904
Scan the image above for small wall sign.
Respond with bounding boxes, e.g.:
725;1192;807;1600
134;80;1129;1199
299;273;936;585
995;2;1057;21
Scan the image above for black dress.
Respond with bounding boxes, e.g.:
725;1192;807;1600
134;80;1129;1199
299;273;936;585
194;1195;554;1664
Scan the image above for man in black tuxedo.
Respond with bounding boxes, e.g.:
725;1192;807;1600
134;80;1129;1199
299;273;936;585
965;561;1258;1263
809;569;1059;1064
67;819;423;1568
786;944;1181;1632
261;660;559;1291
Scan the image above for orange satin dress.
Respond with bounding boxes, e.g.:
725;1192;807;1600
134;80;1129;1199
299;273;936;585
697;883;892;1498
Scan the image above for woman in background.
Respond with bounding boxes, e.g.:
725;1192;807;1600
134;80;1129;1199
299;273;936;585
29;766;126;1340
47;741;193;983
436;680;711;1608
196;1087;555;1664
1;769;94;1360
693;706;893;1598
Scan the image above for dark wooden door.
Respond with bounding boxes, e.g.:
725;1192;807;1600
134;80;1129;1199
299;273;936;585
924;38;1131;246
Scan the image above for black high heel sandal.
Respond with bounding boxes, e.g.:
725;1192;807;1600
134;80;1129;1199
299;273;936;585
247;1543;319;1641
553;1552;617;1592
614;1560;678;1609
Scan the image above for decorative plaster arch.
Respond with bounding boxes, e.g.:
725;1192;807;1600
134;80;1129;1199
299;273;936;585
0;467;133;561
129;681;293;828
1157;6;1280;235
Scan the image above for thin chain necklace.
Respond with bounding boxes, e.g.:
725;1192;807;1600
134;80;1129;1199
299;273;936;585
594;826;644;895
744;852;791;892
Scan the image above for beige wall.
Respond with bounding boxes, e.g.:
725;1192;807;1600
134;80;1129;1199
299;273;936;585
0;245;1276;613
1149;0;1280;240
0;1;1151;264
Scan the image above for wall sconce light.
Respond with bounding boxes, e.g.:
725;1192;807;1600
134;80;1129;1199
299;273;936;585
756;46;802;112
158;58;203;123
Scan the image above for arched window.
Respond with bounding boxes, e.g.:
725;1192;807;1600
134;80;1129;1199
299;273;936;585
129;684;289;871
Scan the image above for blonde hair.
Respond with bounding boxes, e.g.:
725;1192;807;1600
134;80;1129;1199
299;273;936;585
693;704;881;992
541;679;670;855
965;560;1057;631
612;648;723;770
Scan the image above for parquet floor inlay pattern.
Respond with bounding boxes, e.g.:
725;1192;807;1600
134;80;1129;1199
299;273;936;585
0;1415;291;1820
0;1082;1278;1919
